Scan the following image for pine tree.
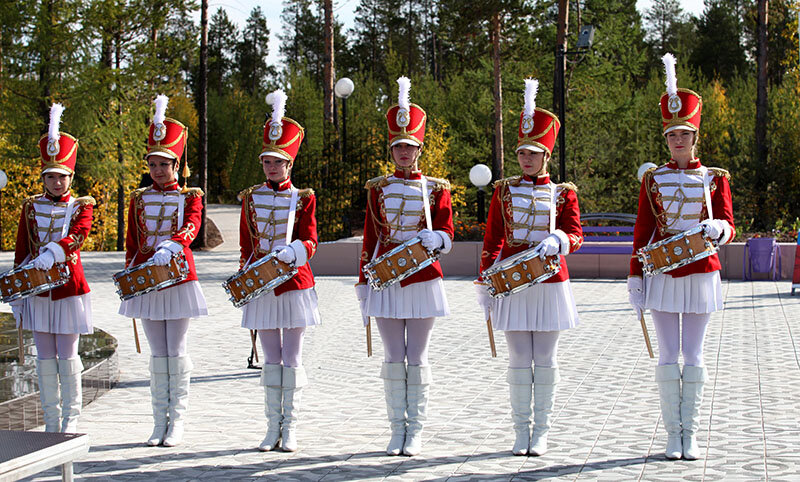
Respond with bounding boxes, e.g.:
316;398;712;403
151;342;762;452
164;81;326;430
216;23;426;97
234;7;274;95
208;7;239;94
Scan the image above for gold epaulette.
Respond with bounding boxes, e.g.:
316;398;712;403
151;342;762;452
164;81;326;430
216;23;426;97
130;187;148;201
237;184;260;202
426;176;451;192
298;188;314;198
181;187;204;197
492;176;522;189
557;182;578;193
708;167;730;180
365;175;389;190
75;195;96;206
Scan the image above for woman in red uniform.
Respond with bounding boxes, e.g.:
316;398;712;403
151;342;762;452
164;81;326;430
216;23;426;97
476;79;583;456
119;95;208;447
238;90;319;453
11;104;94;433
627;54;734;460
356;77;454;456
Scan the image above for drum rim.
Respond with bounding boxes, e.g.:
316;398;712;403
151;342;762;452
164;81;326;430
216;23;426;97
222;251;298;307
112;253;191;301
0;262;71;302
637;224;718;277
363;236;440;291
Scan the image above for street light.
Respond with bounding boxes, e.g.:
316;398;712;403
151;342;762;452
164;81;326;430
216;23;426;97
335;78;355;163
469;164;492;223
0;169;7;250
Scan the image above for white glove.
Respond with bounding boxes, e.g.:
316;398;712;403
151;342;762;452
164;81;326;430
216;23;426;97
32;249;55;270
10;298;23;323
474;281;491;320
355;284;369;316
156;240;183;254
276;246;296;264
418;229;443;251
151;248;172;266
701;219;725;240
532;235;560;259
627;276;645;317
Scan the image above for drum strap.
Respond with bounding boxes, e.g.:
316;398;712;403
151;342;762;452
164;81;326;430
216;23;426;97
701;167;714;220
548;184;556;234
177;193;185;230
421;176;433;232
285;188;299;245
60;197;76;239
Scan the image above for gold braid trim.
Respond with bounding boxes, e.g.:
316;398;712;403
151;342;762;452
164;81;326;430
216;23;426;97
492;175;522;189
181;186;204;197
643;168;669;233
426;176;451;191
707;167;730;180
364;175;390;190
557;182;578;192
298;188;314;198
365;186;391;245
75;195;96;206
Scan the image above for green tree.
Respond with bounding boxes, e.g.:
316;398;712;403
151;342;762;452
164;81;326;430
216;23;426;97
234;7;274;94
208;7;239;95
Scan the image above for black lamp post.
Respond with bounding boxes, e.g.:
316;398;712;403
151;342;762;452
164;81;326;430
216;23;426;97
334;78;355;162
470;164;492;223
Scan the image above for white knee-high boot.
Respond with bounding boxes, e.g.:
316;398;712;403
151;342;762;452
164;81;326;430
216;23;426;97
147;357;170;446
36;358;61;432
404;365;431;456
681;365;707;460
656;363;682;459
530;366;559;456
381;362;407;455
258;364;283;452
58;357;83;433
507;367;533;455
163;355;193;447
280;366;307;452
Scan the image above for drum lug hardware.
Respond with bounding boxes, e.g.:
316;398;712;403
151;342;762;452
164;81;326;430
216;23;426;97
685;237;690;245
504;282;510;289
665;256;672;264
521;263;527;270
500;272;507;279
390;269;397;276
272;260;279;266
23;272;29;279
386;259;392;267
277;269;283;274
146;268;151;275
150;278;156;284
527;273;533;280
259;279;265;285
253;270;259;276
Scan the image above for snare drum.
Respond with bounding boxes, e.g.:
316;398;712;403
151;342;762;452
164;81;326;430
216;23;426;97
113;252;190;301
637;225;718;276
0;263;71;303
363;237;439;291
480;248;560;298
223;252;297;308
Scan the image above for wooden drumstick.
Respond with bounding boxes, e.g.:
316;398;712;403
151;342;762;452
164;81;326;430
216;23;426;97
366;317;373;357
250;329;259;363
132;318;141;354
18;323;25;364
487;315;497;358
639;310;654;359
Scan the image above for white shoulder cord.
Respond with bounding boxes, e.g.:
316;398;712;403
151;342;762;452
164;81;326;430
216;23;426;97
285;188;299;246
701;166;714;220
420;176;433;231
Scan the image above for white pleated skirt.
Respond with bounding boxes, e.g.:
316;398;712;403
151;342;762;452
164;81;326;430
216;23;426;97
644;270;723;314
241;287;321;329
19;293;93;334
119;280;208;320
490;280;579;332
364;278;450;322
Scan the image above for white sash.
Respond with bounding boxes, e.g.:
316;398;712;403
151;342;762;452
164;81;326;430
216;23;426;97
701;167;714;220
285;188;299;245
548;183;556;233
421;176;432;231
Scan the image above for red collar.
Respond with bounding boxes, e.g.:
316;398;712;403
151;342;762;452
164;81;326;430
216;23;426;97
267;178;292;191
152;180;180;192
393;168;422;180
666;159;701;170
44;192;71;202
522;174;551;185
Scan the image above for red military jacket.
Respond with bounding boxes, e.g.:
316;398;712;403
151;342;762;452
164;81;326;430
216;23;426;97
125;181;203;285
358;169;454;286
14;192;95;300
630;159;735;278
480;174;583;283
239;178;317;296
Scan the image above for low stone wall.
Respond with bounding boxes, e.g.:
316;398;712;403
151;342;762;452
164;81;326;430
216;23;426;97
310;239;796;280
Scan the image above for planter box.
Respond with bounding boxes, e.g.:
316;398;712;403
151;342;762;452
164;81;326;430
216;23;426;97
309;239;796;280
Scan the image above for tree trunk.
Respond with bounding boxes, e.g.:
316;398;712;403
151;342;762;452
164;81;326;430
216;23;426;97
553;0;569;182
755;0;769;228
197;0;209;248
115;33;125;251
322;0;335;190
491;11;504;182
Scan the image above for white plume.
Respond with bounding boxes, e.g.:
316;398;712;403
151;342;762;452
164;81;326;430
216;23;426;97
397;76;411;110
153;94;169;125
266;89;287;125
523;78;539;117
48;103;64;142
662;53;678;96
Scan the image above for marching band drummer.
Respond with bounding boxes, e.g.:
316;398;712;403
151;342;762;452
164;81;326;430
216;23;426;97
627;54;734;461
238;90;319;453
11;104;95;433
356;76;454;457
119;95;208;447
475;79;583;457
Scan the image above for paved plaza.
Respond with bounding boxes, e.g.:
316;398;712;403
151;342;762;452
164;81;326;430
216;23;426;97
3;208;799;480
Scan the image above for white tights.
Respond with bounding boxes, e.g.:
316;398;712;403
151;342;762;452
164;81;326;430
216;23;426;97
258;328;306;367
504;330;560;368
375;317;435;366
142;318;190;357
651;310;711;366
34;332;79;360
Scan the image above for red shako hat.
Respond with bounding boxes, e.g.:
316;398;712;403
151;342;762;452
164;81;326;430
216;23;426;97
261;89;304;162
386;76;426;147
147;95;188;162
516;78;560;156
38;103;77;175
660;53;702;135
